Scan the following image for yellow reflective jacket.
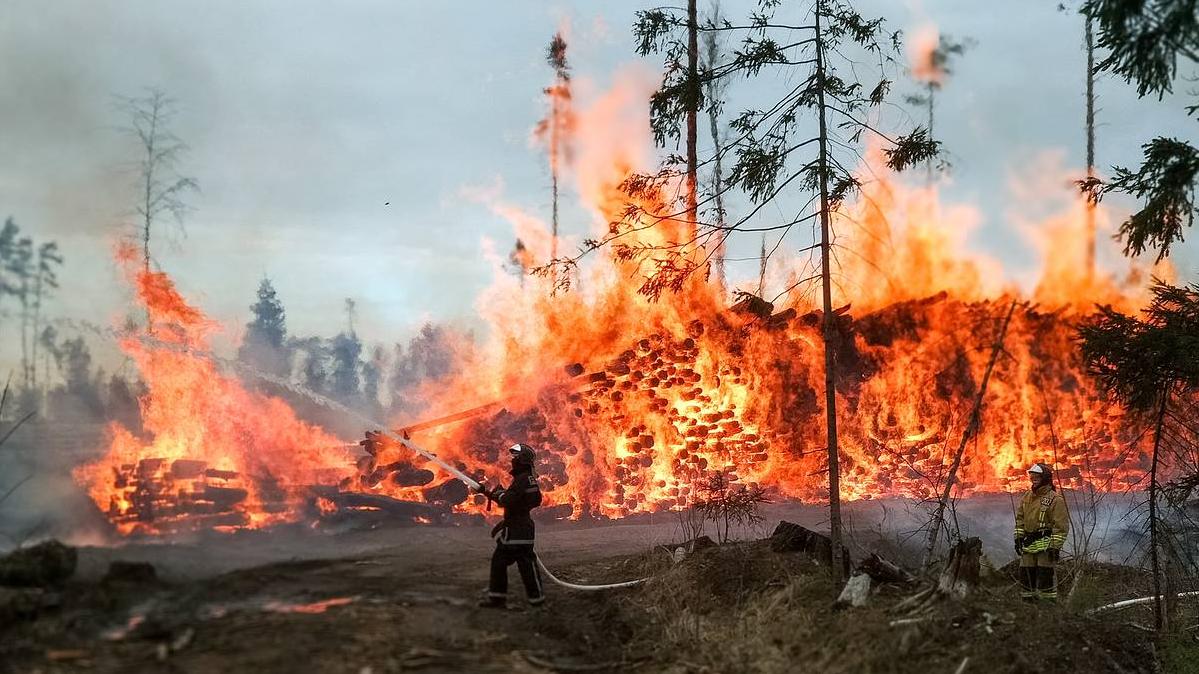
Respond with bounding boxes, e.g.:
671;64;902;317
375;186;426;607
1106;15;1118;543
1014;485;1069;553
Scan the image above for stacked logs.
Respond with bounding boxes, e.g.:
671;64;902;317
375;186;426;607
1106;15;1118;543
106;458;275;533
559;319;773;517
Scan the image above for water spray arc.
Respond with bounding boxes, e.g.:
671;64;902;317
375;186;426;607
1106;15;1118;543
68;320;649;592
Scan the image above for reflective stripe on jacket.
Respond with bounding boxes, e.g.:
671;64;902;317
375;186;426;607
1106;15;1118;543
1014;484;1069;552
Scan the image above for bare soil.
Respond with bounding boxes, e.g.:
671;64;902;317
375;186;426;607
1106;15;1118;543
0;499;1189;673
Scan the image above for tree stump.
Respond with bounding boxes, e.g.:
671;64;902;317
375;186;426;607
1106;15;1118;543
836;573;872;607
936;537;981;599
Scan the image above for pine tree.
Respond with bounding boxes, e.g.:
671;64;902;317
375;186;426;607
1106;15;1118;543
1079;0;1199;261
6;236;33;391
534;32;575;288
1079;281;1199;630
239;278;290;376
329;332;363;402
1077;0;1199;631
30;241;63;391
613;0;940;588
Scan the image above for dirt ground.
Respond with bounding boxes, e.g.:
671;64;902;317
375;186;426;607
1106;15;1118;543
0;498;1183;673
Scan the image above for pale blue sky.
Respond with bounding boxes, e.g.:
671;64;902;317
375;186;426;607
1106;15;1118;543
1;1;1195;371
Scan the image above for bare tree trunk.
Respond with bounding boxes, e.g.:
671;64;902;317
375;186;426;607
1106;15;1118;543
1149;390;1167;631
30;273;41;391
757;234;767;296
923;300;1017;567
142;104;159;279
926;82;935;185
686;0;699;241
813;3;844;589
703;23;727;291
19;283;29;389
550;80;560;286
1084;16;1097;280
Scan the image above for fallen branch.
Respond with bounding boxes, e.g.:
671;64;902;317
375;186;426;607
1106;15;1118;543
1088;591;1199;615
954;657;970;674
888;617;930;627
521;651;642;672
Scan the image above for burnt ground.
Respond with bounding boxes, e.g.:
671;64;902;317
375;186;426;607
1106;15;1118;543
0;518;685;674
1;499;1195;673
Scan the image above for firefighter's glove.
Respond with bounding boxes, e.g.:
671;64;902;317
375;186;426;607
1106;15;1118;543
1049;548;1060;563
1014;539;1022;557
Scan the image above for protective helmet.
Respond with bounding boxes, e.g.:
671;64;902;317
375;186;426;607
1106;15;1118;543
508;443;536;467
1026;462;1053;477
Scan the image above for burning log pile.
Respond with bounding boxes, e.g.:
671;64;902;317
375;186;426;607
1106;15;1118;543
104;458;285;534
78;250;1159;536
346;292;1154;520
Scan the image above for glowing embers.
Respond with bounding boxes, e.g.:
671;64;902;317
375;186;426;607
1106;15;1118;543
104;458;260;533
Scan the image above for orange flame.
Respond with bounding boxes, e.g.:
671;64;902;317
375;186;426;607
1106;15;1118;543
76;69;1161;534
73;253;353;535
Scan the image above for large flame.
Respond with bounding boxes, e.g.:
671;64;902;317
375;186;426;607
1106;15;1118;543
73;245;354;534
75;67;1164;533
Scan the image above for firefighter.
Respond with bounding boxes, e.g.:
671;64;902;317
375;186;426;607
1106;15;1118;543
476;443;545;609
1014;462;1069;602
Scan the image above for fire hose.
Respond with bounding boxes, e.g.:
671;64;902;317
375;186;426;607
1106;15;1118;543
377;432;647;591
113;330;650;592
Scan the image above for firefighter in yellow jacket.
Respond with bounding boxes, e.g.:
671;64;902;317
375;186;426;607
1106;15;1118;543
1014;462;1070;602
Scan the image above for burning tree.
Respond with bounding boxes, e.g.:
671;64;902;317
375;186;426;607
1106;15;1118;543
534;32;575;289
118;88;198;279
557;0;938;586
904;30;972;182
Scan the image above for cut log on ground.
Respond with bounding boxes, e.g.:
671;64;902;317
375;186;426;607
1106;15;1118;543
857;553;915;586
770;521;850;576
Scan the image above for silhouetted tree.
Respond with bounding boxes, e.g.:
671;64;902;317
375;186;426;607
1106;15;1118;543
118;88;198;277
904;33;972;182
329;331;363;402
5;236;32;390
535;32;575;287
239;278;290;376
1079;281;1199;630
389;323;458;416
1080;0;1199;261
30;241;62;391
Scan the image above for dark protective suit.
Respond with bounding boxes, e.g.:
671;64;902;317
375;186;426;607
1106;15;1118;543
486;465;544;605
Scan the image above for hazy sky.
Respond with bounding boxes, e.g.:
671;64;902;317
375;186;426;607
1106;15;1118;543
1;1;1196;371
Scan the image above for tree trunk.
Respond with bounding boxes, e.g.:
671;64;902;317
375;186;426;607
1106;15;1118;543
757;234;767;296
30;273;41;391
926;82;935;185
1149;390;1167;631
19;284;29;390
922;300;1017;568
550;73;560;286
705;61;726;291
813;2;844;589
685;0;698;241
1085;15;1097;280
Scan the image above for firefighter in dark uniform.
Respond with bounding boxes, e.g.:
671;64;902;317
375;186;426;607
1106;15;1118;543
477;443;545;608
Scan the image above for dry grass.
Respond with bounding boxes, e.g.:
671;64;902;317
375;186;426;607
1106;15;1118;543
585;540;1166;674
